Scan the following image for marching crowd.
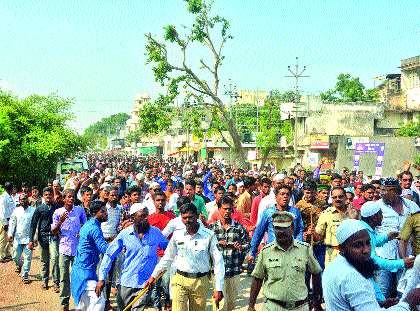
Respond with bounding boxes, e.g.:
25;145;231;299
3;153;420;310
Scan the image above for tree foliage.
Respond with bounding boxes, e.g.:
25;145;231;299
235;90;295;168
144;0;248;166
321;73;379;102
0;89;88;187
84;112;130;148
397;121;420;137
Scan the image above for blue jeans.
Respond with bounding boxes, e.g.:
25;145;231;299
152;258;170;310
12;243;33;278
375;269;404;299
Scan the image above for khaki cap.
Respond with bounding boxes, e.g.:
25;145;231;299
272;211;295;228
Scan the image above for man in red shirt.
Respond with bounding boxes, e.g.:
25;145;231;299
250;178;272;226
353;184;375;210
148;191;174;311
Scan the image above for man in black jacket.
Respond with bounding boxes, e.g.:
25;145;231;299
28;187;61;291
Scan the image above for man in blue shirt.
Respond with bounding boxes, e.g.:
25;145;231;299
249;184;304;264
71;201;109;311
96;203;169;311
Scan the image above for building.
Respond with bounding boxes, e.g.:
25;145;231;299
237;90;267;106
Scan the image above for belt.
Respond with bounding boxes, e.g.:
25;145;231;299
176;269;209;279
268;298;308;309
326;245;339;250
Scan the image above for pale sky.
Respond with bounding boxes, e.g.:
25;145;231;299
1;0;419;132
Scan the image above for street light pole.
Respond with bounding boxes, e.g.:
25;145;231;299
285;57;309;164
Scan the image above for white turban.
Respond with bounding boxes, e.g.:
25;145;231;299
237;181;244;188
136;173;145;181
149;182;159;188
273;174;285;181
360;201;381;218
336;219;367;245
130;203;146;215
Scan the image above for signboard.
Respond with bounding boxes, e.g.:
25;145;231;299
353;143;385;179
310;135;329;149
306;153;319;166
346;137;369;150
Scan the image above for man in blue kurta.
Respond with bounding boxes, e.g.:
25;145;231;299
71;201;109;311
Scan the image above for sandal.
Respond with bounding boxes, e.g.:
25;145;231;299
22;277;30;284
54;285;60;293
15;266;22;274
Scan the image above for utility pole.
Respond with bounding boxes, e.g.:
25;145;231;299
223;79;241;121
285;57;309;165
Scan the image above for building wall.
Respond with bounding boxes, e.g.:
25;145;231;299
237;90;268;105
335;136;420;177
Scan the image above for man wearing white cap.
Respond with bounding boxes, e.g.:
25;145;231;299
323;219;420;310
96;203;169;311
361;201;414;272
360;201;414;304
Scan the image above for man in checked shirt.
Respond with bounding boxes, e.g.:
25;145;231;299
207;195;250;311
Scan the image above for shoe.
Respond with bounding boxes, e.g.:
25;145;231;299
42;282;48;290
22;277;30;284
15;266;22;274
54;285;60;293
111;287;118;295
59;307;69;311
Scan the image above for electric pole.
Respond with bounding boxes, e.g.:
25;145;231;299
223;79;241;120
285;57;309;165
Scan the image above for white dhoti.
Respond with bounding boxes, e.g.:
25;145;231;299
76;280;106;311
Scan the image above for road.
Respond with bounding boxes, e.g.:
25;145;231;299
0;247;265;311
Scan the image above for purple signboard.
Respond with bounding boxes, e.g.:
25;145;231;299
353;143;385;179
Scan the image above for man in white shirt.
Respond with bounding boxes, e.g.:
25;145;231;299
0;182;16;262
205;186;226;220
375;178;420;298
256;174;284;223
146;202;225;311
323;219;420;310
7;193;35;283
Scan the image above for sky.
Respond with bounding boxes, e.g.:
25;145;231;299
1;0;419;133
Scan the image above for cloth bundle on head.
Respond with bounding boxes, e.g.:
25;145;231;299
130;203;146;215
317;184;331;191
381;177;399;187
360;201;381;218
237;181;244;188
319;174;331;184
336;219;366;245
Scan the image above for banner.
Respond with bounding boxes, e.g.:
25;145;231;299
306;153;319;166
310;135;329;149
353;143;385;179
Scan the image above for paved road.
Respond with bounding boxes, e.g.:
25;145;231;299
0;247;264;311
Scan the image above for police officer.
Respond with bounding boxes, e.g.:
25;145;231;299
248;211;322;311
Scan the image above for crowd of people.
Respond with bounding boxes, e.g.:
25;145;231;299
3;153;420;310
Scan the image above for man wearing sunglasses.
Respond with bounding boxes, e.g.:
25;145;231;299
399;171;420;206
312;187;358;267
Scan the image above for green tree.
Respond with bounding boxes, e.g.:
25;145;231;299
84;112;130;148
144;0;248;167
0;89;87;187
321;73;379;102
235;90;295;169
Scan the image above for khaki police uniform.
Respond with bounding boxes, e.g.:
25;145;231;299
252;212;322;311
315;206;350;266
399;211;420;256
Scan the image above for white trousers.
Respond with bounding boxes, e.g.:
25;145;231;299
76;280;106;311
